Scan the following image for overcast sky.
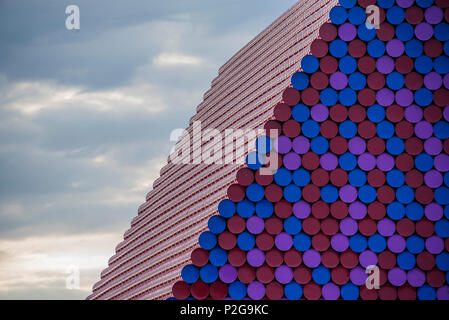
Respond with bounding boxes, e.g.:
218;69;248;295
0;0;298;299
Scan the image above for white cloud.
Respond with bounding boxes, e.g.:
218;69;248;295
0;232;122;294
153;52;203;67
91;155;107;165
0;78;168;116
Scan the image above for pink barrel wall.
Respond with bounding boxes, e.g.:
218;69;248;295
88;0;338;300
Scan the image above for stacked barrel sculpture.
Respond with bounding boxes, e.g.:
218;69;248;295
171;0;449;300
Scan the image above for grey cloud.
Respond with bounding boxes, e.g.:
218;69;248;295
0;197;137;239
0;0;297;89
0;0;298;298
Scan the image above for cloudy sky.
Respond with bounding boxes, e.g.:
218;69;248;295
0;0;297;299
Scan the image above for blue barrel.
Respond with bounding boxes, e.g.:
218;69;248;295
348;6;366;25
415;56;433;75
218;199;236;218
377;0;394;9
228;281;247;300
339;120;357;138
387;202;406;220
274;168;293;186
434;23;449;42
293;168;311;186
246;183;265;202
435;188;449;206
377;121;395;139
436;252;449;271
367;39;385;58
284;216;302;235
396;23;414;41
181;264;199;284
435;219;449;238
414;88;433;106
339;88;357;106
246;151;264;170
396;186;414;204
358;24;376;41
200;264;218;283
302;120;320;138
386;137;405;155
237;232;256;251
209;248;228;267
208;216;226;234
330;39;348;58
284;184;302;203
397;251;416;270
434;56;449;74
256;200;274;218
406;235;425;254
434;121;449;139
301;55;320;73
417;285;436;300
349;234;368;253
311;136;329;154
348;169;366;187
199;231;217;250
415;154;434;172
321;185;339;203
340;153;357;171
292;103;310;122
291;72;309;90
386;6;404;25
320;88;339;106
294;233;312;251
405;39;423;58
329;6;348;25
387;169;405;187
358;185;377;203
348;72;366;90
341;283;359;300
405;202;424;221
386;72;404;90
367;104;386;123
368;234;387;253
416;0;433;8
237;199;255;218
339;56;357;74
339;0;356;9
312;266;331;285
284;282;303;300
